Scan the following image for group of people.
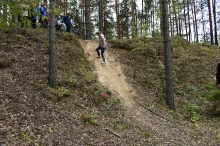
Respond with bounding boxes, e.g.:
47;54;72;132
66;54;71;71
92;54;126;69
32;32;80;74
17;2;80;35
55;13;80;35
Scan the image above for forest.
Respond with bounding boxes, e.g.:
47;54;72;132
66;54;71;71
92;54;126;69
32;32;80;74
0;0;220;145
0;0;219;43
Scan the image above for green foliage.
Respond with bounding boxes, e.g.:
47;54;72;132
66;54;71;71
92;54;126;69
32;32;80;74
183;101;201;123
57;88;71;98
0;0;61;29
81;113;99;126
48;127;53;133
12;132;32;143
106;89;112;95
200;81;220;101
114;98;120;103
68;77;78;86
103;99;111;108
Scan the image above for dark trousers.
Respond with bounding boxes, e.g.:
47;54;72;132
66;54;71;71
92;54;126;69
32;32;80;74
32;19;37;28
96;46;106;62
66;26;70;32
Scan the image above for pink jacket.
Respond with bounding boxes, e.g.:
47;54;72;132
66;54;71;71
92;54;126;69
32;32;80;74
99;34;107;48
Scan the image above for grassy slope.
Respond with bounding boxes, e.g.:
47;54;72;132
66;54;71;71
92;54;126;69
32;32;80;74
109;36;220;121
1;28;220;145
0;28;155;145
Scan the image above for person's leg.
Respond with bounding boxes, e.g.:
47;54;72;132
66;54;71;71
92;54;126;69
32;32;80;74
101;47;106;62
96;46;101;57
66;26;70;32
32;19;37;28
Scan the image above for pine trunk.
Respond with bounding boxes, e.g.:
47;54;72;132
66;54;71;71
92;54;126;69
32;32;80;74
48;0;57;88
115;0;120;39
212;0;218;45
99;0;103;32
207;0;214;45
85;0;91;40
162;0;175;111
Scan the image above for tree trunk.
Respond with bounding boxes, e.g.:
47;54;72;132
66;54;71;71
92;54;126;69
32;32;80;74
48;0;57;88
207;0;214;45
99;0;103;32
160;0;163;36
141;0;143;35
115;0;120;39
162;0;175;111
183;0;188;40
178;1;182;36
168;2;173;37
172;0;179;35
131;0;135;38
187;0;191;42
201;2;206;42
85;0;91;40
193;0;198;42
212;0;218;46
82;0;85;39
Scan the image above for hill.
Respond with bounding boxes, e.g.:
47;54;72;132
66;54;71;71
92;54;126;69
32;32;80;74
1;28;220;145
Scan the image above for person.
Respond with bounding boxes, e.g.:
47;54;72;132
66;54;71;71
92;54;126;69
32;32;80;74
59;13;64;23
214;62;220;88
96;31;107;64
73;23;80;36
39;3;47;28
55;15;66;31
63;13;72;32
30;3;38;29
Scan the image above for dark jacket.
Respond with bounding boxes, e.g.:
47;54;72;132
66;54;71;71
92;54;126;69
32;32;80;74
63;16;71;27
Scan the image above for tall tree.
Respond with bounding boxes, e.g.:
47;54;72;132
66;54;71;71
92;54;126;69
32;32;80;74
120;0;131;38
115;0;120;39
48;0;57;88
183;0;188;40
131;0;135;38
162;0;175;110
187;0;192;42
85;0;91;39
212;0;218;45
99;0;103;32
207;0;214;44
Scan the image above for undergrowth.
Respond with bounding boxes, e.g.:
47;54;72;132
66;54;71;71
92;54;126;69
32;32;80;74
109;36;220;122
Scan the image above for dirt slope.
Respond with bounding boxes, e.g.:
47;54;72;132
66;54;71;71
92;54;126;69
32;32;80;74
81;40;218;146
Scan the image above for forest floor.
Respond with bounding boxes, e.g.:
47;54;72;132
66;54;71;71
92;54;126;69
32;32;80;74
0;28;220;146
81;40;220;146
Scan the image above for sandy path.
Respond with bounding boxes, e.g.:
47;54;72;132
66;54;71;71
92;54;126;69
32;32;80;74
80;40;212;146
81;40;138;110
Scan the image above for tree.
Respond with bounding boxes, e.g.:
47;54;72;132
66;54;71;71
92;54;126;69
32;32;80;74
212;0;218;46
207;0;214;45
115;0;120;39
162;0;175;110
120;0;131;39
131;0;135;38
48;0;57;88
99;0;103;32
85;0;91;40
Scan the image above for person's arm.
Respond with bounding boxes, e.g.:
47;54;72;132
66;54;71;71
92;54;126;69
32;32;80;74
57;20;61;25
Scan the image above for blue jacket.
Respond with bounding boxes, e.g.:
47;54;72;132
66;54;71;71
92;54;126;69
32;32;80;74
33;8;38;20
40;5;46;18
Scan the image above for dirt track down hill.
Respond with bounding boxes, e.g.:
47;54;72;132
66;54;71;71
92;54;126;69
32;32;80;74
80;40;217;146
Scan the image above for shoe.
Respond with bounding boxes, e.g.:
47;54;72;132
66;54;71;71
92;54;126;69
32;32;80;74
97;56;101;58
101;61;105;64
